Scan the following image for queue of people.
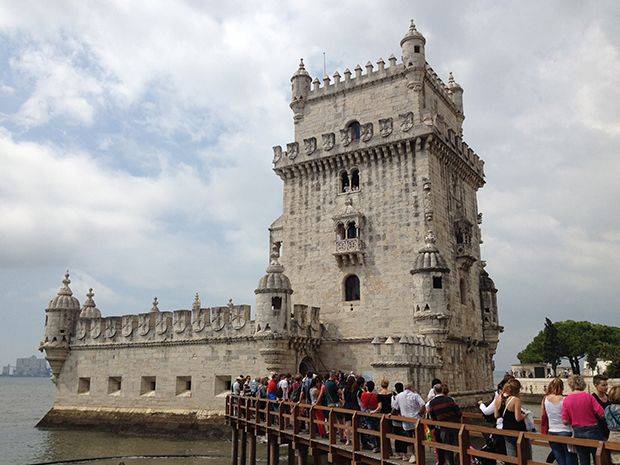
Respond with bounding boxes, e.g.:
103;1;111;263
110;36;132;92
231;371;619;465
477;373;619;465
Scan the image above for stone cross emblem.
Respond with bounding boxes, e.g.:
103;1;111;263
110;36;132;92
322;133;335;151
379;118;393;137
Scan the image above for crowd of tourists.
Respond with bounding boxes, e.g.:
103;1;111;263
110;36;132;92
231;371;620;465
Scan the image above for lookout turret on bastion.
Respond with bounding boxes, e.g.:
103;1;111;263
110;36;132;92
38;21;502;429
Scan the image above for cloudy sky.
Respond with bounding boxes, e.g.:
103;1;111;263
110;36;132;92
0;1;619;373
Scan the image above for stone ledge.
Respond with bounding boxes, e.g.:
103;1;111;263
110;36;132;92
36;405;227;438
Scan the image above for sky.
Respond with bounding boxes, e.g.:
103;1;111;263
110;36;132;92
0;0;619;373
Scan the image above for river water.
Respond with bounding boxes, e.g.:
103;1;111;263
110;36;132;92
0;377;237;465
1;376;544;465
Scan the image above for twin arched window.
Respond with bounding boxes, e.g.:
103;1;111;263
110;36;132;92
340;168;360;193
336;221;358;240
344;275;360;301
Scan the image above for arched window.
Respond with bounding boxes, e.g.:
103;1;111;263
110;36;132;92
350;168;360;191
271;296;282;311
336;223;346;240
344;275;360;301
348;121;361;141
459;278;467;304
340;171;350;193
346;221;357;239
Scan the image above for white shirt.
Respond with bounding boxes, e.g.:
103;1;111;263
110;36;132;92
278;379;289;399
232;380;241;395
392;389;425;430
427;387;437;403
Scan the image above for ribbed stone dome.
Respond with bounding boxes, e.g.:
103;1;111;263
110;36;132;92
48;272;81;311
79;288;101;319
479;264;497;292
255;256;293;294
400;20;426;46
411;231;449;274
291;58;310;80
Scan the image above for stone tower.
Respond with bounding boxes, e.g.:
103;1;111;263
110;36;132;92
39;272;81;380
270;21;502;393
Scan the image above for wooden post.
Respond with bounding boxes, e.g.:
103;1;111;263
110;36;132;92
239;430;247;465
458;424;469;465
292;403;299;435
231;427;239;465
267;435;273;465
380;414;390;460
596;441;611;465
414;420;425;465
328;409;336;446
296;445;308;465
288;442;295;465
248;433;257;465
269;436;280;465
516;432;530;465
309;406;315;439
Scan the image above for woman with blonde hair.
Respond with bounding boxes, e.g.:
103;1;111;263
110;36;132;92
561;375;605;465
541;378;576;465
494;379;526;457
605;385;620;464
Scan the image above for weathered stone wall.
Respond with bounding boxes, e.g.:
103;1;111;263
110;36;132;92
54;340;271;414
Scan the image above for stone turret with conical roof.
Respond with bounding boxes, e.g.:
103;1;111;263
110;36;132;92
410;232;451;337
79;288;101;319
401;19;426;69
290;58;312;122
254;244;293;334
39;271;81;380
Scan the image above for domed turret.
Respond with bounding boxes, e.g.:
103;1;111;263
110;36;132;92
290;59;312;122
410;232;451;337
412;231;449;274
479;262;499;328
40;271;82;380
447;72;464;115
79;288;101;319
401;20;426;69
254;246;293;334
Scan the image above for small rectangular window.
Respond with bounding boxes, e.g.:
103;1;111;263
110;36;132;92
214;375;232;397
432;276;443;289
176;376;192;396
78;377;91;394
108;376;122;395
414;45;420;53
140;376;156;396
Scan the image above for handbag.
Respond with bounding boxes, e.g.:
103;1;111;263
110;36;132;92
541;410;549;435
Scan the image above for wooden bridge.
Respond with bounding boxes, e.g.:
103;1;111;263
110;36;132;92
226;395;620;465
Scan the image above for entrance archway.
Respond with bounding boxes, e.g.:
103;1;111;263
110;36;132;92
298;357;314;376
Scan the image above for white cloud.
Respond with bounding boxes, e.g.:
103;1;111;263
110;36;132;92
0;0;619;372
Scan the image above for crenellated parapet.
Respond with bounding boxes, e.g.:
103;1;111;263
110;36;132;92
272;114;484;187
370;335;441;368
73;301;256;347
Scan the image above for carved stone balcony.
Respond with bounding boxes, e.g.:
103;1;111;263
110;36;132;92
455;242;477;270
334;238;365;266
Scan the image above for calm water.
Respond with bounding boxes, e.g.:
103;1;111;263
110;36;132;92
0;376;543;465
0;377;238;465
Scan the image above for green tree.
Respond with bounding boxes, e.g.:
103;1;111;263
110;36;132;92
518;320;620;375
543;318;561;375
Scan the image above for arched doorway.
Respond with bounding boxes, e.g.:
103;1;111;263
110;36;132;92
298;357;315;376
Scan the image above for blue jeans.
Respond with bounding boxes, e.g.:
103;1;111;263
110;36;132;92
572;425;604;465
549;431;577;465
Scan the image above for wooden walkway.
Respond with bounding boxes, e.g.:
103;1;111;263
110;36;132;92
226;395;620;465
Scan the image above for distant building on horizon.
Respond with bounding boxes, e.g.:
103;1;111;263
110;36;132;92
2;356;51;377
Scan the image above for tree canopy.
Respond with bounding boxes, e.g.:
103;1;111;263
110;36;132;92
517;320;620;375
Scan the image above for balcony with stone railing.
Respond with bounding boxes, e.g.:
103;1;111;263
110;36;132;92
334;238;365;266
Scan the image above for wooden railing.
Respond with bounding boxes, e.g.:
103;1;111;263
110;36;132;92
226;395;620;465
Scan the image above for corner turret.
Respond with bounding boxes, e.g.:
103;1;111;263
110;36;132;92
410;231;451;338
290;58;312;123
401;20;426;70
254;245;293;334
39;271;81;380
